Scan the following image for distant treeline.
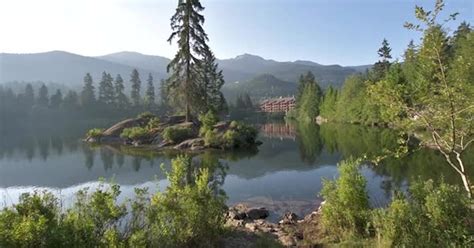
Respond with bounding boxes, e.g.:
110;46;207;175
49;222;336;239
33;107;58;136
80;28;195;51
0;69;169;124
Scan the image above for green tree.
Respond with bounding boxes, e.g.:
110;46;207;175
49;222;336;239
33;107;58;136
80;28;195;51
37;84;49;107
166;0;211;121
50;89;63;108
81;73;95;107
114;74;129;109
199;51;226;113
372;39;392;81
130;69;141;107
98;72;115;105
297;71;323;122
62;90;79;109
371;0;474;196
144;73;155;108
320;86;338;119
23;83;35;108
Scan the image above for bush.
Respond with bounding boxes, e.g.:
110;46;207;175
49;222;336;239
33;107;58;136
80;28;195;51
0;156;227;248
86;128;104;138
146;117;160;130
199;110;219;136
372;180;473;247
204;129;221;147
137;111;155;119
320;158;370;241
222;121;258;149
162;126;194;144
147;155;227;247
120;127;149;141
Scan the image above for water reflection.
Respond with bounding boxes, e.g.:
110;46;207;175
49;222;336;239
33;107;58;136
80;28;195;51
1;120;469;217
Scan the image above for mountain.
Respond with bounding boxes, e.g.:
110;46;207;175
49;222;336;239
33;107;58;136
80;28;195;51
347;64;373;73
96;51;170;76
0;51;164;89
222;73;297;102
0;51;368;99
217;54;357;88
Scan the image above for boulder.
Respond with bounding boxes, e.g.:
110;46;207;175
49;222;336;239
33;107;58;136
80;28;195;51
213;121;230;132
165;115;186;125
102;118;145;137
173;138;204;150
246;208;269;220
227;209;247;220
279;212;299;225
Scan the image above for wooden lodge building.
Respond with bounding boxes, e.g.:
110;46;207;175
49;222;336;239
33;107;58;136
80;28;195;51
259;96;296;113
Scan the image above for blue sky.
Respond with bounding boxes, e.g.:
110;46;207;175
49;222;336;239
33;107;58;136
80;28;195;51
0;0;472;65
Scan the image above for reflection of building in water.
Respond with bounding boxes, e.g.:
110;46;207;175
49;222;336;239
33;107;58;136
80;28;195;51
260;123;296;140
259;97;296;113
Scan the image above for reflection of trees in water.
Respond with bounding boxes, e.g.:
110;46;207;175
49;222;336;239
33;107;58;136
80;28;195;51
295;123;323;164
259;122;296;140
132;157;142;171
100;147;115;171
51;136;63;155
82;144;95;170
116;153;125;168
37;138;50;161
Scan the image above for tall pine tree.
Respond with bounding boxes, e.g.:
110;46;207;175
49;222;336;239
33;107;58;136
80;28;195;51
130;69;141;107
372;39;392;81
167;0;211;121
114;74;129;109
24;83;35;108
81;73;95;107
199;50;226;112
145;73;155;108
37;84;49;107
50;89;63;108
98;72;115;105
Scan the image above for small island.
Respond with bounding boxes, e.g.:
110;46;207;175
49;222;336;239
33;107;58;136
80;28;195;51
84;111;261;152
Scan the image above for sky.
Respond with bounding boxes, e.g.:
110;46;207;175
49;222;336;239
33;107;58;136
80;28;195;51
0;0;472;66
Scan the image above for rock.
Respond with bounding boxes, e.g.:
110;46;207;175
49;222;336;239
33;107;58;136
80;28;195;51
244;222;258;232
246;208;269;220
213;121;229;132
227;209;246;220
102;118;145;137
279;212;299;225
151;135;162;145
278;235;296;247
157;140;173;148
165;115;186;125
173;138;204;150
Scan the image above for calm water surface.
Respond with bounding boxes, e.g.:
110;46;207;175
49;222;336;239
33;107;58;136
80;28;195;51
0;120;459;218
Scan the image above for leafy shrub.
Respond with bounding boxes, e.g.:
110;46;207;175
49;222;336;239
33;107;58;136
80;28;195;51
222;121;258;149
162;126;193;144
120;127;149;141
86;128;104;138
147;155;227;247
137;111;155;119
0;192;62;247
0;156;227;248
146;117;160;130
320;158;370;240
372;180;473;247
204;129;221;147
199;110;219;136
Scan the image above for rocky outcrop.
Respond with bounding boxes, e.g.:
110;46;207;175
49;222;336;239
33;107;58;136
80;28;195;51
225;204;311;247
102;118;146;137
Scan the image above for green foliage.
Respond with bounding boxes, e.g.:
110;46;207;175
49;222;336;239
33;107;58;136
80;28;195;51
296;71;323;122
120;127;149;141
319;86;338;119
223;121;258;149
147;155;227;247
98;72;115;105
146;117;160;130
372;180;473;247
204;129;221;147
320;158;370;241
144;73;155;108
86;128;104;139
0;156;227;248
162;126;194;144
199;110;219;136
130;69;141;107
137;111;155;119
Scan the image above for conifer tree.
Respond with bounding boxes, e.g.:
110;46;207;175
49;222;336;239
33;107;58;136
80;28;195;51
62;90;79;109
372;39;393;81
114;74;129;109
130;69;141;106
145;73;155;107
98;72;115;105
81;73;95;107
24;83;35;108
37;84;49;107
199;51;226;112
50;89;63;108
167;0;211;121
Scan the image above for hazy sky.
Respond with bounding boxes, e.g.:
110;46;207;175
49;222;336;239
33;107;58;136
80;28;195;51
0;0;472;65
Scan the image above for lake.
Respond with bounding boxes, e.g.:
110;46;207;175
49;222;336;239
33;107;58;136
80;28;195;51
0;120;460;220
